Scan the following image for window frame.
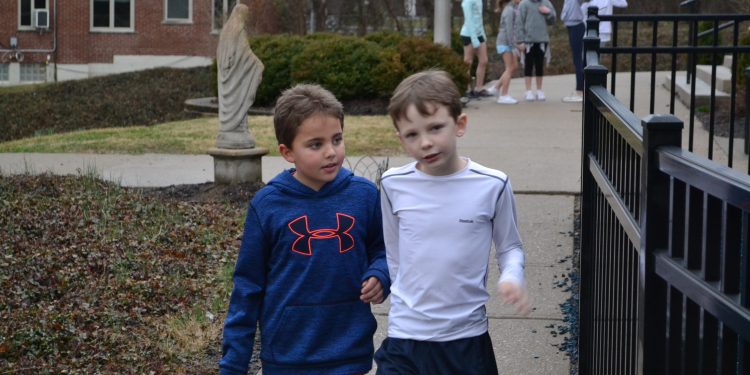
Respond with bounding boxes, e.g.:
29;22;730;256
211;0;237;32
18;0;49;31
90;0;135;33
164;0;192;24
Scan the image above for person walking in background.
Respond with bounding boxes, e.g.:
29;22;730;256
581;0;628;47
492;0;523;104
460;0;492;98
518;0;557;102
561;0;585;103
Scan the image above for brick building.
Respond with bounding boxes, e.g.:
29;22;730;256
0;0;436;86
0;0;246;85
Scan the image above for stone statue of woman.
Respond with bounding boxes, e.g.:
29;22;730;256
216;3;264;149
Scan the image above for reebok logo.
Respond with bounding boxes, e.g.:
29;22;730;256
458;219;474;223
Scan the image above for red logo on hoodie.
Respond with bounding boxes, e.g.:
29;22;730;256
288;213;355;256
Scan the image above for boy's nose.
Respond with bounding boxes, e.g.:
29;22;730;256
420;136;433;149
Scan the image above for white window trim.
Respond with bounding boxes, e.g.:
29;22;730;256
18;0;49;31
164;0;192;24
211;0;234;33
90;0;135;33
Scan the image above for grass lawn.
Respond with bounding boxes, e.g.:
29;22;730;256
0;115;404;157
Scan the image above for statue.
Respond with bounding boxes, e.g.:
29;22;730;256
216;3;264;149
209;3;268;185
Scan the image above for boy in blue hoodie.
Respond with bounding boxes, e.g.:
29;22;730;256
220;84;390;375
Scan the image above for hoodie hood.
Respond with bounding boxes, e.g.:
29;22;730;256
267;167;354;198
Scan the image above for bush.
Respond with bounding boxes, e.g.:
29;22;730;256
223;33;468;104
394;37;470;91
0;67;212;143
291;36;382;100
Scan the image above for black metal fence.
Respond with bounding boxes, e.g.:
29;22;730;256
579;10;750;375
586;8;750;172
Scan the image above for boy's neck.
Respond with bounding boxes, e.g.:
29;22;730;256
417;156;468;176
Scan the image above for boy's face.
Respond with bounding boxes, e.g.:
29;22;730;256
395;103;467;176
279;114;345;191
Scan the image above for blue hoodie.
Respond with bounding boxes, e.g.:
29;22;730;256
220;168;390;375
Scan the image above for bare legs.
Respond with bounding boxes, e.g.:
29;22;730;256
463;42;488;92
495;51;518;96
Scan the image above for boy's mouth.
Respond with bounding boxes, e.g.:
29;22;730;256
423;153;440;163
322;162;339;172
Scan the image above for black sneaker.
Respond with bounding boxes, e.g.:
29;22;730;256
467;90;480;99
477;89;493;97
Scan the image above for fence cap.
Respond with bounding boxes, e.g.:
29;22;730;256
641;114;684;130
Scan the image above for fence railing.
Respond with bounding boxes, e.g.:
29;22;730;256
587;8;750;172
579;9;750;375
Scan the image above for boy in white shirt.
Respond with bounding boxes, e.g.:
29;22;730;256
374;70;530;374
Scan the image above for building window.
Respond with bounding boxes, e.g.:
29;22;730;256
91;0;134;31
0;64;9;81
212;0;237;31
165;0;191;23
20;63;46;82
19;0;49;30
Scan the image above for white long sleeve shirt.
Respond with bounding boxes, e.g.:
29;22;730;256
380;160;525;341
581;0;628;42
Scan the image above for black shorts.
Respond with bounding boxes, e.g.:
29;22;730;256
374;331;499;375
461;35;486;46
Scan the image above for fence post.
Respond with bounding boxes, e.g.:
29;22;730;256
745;68;750;155
579;61;607;375
638;115;683;374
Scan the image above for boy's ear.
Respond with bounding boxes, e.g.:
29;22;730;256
279;144;295;163
455;113;468;137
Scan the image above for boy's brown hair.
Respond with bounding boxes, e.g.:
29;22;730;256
273;84;345;147
387;70;463;130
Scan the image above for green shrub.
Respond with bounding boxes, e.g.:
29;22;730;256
394;37;470;91
0;67;212;143
365;31;406;49
252;33;467;102
249;34;308;106
291;36;382;100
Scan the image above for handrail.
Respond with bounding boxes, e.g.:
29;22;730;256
697;21;735;39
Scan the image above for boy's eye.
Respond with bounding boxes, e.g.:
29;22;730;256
403;132;417;139
308;142;321;150
333;136;343;145
430;124;444;132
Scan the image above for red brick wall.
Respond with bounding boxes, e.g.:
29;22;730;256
0;1;254;65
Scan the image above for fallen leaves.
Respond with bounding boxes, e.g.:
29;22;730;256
0;174;251;373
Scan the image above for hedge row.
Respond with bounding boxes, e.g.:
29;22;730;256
226;31;469;106
0;67;212;143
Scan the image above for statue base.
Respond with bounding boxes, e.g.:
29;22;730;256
208;147;269;185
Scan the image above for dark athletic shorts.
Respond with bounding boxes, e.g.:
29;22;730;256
374;331;499;375
461;35;486;46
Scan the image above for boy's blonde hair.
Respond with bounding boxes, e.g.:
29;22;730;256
273;84;344;147
387;70;463;130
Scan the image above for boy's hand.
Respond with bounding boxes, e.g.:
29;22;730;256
360;277;384;304
498;281;531;316
538;5;551;14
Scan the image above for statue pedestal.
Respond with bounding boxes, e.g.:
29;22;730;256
208;147;269;184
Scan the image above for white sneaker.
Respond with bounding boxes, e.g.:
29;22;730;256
496;95;518;104
536;91;546;101
485;86;498;96
525;91;535;101
562;94;583;103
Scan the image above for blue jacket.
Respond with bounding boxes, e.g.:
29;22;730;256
220;168;390;375
460;0;486;48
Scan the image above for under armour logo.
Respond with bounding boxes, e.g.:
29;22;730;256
288;213;356;256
